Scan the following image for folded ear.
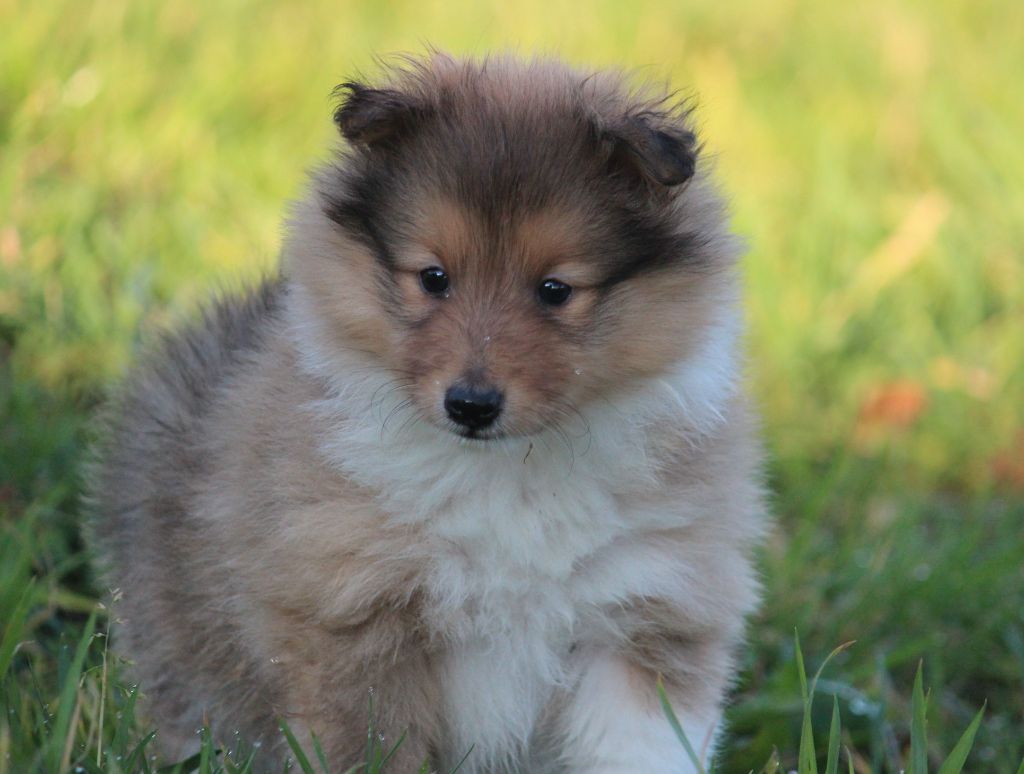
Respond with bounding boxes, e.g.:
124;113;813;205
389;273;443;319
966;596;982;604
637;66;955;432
332;81;427;147
604;114;698;188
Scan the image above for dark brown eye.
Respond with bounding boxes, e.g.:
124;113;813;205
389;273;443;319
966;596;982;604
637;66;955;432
538;278;572;306
420;266;450;296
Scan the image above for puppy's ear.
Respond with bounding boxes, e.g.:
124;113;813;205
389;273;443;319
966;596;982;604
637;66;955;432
332;81;426;147
604;114;698;188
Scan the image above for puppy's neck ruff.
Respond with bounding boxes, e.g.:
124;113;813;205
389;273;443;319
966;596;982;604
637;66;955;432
284;279;740;529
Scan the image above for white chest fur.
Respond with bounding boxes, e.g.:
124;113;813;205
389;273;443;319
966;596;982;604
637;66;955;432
423;475;618;768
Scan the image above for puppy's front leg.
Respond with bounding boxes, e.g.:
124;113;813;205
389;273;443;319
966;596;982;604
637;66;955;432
557;651;720;773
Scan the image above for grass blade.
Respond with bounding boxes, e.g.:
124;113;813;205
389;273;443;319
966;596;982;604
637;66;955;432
0;581;34;679
824;695;841;774
794;636;854;774
157;749;202;774
810;641;856;700
310;731;330;773
124;730;157;771
448;744;475;773
228;747;258;774
794;633;816;774
365;691;376;769
59;691;82;773
936;704;985;774
657;676;707;774
198;726;212;774
279;718;316;774
48;610;97;772
909;661;928;774
96;634;108;769
795;630;809;702
112;683;142;757
378;729;407;769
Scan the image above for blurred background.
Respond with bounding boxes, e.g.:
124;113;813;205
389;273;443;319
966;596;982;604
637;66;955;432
1;0;1022;770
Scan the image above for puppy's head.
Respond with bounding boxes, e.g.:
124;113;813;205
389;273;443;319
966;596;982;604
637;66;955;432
286;54;738;441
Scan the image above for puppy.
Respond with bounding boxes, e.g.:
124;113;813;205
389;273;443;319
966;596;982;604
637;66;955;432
89;54;766;772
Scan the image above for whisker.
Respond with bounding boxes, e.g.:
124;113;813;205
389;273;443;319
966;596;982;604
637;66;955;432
560;401;592;456
536;431;556;461
549;418;576;474
371;380;414;421
381;399;414;440
394;406;423;438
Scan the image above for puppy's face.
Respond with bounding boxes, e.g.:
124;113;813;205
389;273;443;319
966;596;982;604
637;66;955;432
289;58;734;441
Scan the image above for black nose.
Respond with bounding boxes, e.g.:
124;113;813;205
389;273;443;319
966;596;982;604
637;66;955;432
444;385;504;430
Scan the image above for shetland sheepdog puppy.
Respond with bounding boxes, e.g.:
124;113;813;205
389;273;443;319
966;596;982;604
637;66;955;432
89;53;767;773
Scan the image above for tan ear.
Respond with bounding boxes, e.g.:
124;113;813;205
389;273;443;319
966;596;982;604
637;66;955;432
332;81;428;147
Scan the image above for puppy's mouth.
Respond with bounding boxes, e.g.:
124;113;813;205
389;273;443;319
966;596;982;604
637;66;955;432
450;425;506;442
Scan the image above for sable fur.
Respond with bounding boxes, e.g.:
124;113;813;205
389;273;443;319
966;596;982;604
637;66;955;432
89;53;767;772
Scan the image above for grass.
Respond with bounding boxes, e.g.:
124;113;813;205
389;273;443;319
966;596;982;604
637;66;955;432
1;0;1022;770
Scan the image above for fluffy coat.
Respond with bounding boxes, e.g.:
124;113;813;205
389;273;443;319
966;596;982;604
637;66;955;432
89;54;767;772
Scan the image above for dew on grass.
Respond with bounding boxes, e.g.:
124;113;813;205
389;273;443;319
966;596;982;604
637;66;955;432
849;696;875;716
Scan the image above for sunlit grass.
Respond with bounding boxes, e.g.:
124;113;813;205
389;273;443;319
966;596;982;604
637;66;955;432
1;0;1022;770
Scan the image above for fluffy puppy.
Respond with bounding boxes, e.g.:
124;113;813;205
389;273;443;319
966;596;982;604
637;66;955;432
89;53;766;772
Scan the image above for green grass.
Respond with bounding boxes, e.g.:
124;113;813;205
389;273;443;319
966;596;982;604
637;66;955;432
1;0;1023;770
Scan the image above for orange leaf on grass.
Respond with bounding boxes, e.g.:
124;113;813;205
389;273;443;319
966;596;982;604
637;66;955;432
858;380;929;429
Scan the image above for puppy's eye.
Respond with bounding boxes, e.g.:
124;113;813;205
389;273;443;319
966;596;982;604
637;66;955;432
537;279;572;306
419;267;450;296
